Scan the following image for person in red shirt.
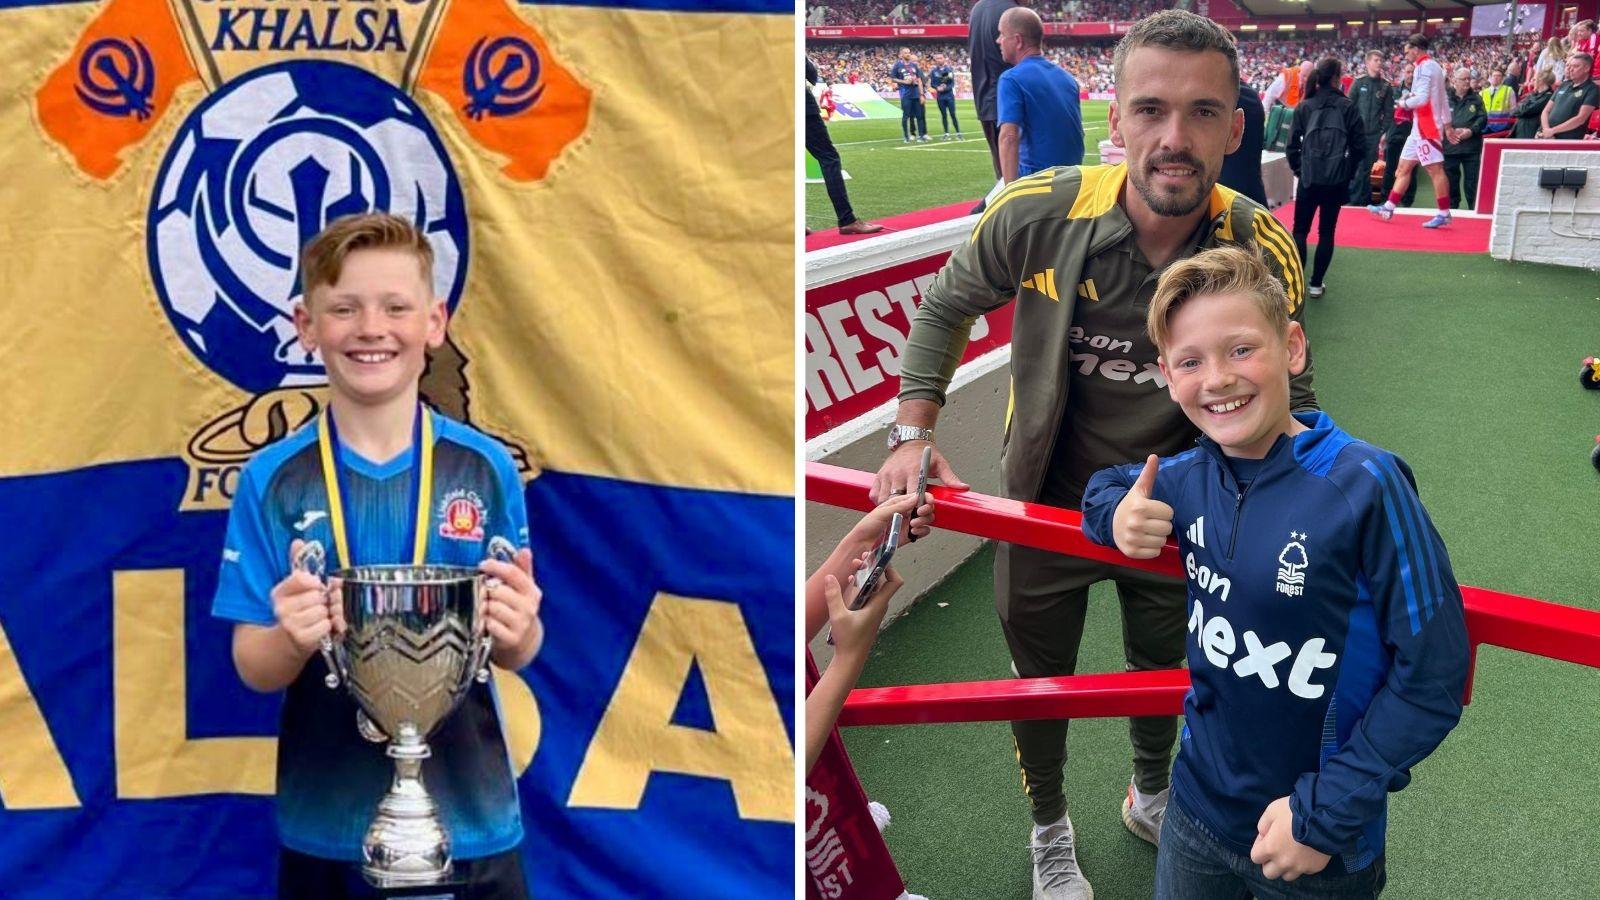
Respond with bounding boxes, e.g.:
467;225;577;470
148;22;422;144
1570;20;1600;81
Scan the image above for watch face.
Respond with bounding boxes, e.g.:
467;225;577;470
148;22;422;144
888;425;928;450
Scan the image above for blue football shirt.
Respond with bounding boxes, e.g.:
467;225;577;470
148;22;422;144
213;408;529;862
890;60;923;102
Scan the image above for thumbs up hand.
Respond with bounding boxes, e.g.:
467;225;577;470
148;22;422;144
1112;455;1174;560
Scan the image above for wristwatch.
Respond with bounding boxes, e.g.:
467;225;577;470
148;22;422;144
886;424;934;451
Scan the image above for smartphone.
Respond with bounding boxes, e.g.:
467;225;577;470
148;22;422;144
850;511;904;610
908;445;932;542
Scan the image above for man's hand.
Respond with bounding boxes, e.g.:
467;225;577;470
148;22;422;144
843;491;932;553
870;441;968;516
1111;455;1173;559
869;442;956;539
274;539;342;655
480;548;544;669
1250;797;1331;881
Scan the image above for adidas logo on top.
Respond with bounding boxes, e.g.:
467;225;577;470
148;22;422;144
1187;516;1205;548
1021;268;1058;301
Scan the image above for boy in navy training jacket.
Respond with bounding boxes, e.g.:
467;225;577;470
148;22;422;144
1081;245;1468;899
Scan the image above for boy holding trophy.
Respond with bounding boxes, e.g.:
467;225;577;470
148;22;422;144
212;213;544;899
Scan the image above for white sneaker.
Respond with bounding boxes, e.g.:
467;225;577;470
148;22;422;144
1308;284;1325;299
1031;816;1094;900
868;800;892;833
1120;779;1167;847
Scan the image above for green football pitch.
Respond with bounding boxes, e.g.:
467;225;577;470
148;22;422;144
805;98;1441;229
832;248;1600;898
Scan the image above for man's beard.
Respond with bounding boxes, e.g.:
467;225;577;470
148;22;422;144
1128;153;1215;217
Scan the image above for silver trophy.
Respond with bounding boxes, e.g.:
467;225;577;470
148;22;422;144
295;537;515;889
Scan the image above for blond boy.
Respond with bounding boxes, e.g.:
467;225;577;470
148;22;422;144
213;213;542;899
1081;246;1468;898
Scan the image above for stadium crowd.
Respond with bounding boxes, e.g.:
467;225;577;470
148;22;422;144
810;34;1561;99
806;0;1169;26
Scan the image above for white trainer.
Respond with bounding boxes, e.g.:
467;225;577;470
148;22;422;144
1120;779;1167;847
1031;815;1094;900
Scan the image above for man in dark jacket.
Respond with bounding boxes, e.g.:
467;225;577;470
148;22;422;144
969;0;1020;181
1347;50;1394;204
1219;80;1267;205
1512;70;1557;138
1443;67;1488;210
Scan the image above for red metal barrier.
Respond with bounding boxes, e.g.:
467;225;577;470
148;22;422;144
807;461;1600;727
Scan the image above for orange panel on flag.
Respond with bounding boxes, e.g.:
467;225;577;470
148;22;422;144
420;1;590;182
34;0;196;180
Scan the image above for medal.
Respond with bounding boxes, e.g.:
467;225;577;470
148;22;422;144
317;404;434;568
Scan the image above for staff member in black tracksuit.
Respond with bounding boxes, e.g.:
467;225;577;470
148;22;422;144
930;53;962;140
1286;58;1364;299
1347;50;1394;205
1381;64;1419;207
1512;70;1557;138
1443;66;1488;210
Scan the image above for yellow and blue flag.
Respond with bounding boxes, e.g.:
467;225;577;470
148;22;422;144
0;0;794;896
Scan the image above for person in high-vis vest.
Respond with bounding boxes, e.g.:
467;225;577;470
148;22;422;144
1481;67;1516;135
1263;60;1312;108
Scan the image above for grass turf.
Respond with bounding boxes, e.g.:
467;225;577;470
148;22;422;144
806;98;1448;228
837;249;1600;899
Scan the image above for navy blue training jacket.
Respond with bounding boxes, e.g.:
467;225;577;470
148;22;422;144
1082;411;1469;872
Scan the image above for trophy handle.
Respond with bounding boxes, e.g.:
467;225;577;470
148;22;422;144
473;537;517;684
356;709;389;743
293;540;346;690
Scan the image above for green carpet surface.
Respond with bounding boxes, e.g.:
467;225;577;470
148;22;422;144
837;249;1600;899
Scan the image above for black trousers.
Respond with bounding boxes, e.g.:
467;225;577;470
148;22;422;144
1347;130;1383;205
981;118;1002;179
900;96;927;139
1381;127;1418;206
805;90;857;228
1444;152;1481;210
997;542;1186;826
937;95;960;133
277;847;529;900
1292;182;1345;289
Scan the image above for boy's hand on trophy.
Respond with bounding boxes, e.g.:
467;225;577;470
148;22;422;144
276;541;335;654
480;548;544;666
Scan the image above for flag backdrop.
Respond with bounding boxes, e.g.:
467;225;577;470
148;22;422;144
0;0;794;896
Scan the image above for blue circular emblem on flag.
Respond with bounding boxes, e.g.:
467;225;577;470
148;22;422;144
147;61;469;394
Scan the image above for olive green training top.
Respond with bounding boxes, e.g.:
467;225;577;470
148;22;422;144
899;163;1318;506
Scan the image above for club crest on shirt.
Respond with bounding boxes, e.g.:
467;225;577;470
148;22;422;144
1276;532;1309;597
438;489;487;542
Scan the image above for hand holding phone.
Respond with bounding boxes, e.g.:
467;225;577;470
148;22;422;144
850;512;904;610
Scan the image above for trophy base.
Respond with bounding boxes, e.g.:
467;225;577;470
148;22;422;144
366;876;469;900
362;727;455;893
